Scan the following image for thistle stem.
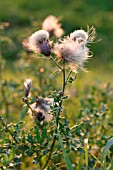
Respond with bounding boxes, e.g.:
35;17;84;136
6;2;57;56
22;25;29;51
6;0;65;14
43;60;67;169
43;134;57;169
25;100;34;116
62;63;66;95
50;56;62;70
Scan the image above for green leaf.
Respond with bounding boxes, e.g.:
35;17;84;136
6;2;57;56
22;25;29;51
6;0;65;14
109;159;113;170
50;70;61;78
42;128;47;140
57;129;74;170
35;127;40;140
90;152;103;168
9;146;14;161
102;137;113;159
20;107;28;120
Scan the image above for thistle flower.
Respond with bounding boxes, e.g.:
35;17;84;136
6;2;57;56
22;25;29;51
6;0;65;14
24;79;32;97
22;30;51;56
42;15;64;38
54;34;90;72
70;30;88;43
70;27;96;44
28;97;53;122
34;108;53;122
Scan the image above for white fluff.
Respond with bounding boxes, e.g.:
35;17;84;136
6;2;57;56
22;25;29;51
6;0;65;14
23;30;49;53
70;30;88;42
54;34;90;72
42;15;64;38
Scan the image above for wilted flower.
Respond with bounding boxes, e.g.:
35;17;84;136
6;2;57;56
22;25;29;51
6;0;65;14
24;79;32;97
42;15;64;38
28;97;53;122
54;34;90;72
22;30;51;56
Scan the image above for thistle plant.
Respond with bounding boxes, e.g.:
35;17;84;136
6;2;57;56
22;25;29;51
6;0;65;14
21;26;96;169
2;16;113;170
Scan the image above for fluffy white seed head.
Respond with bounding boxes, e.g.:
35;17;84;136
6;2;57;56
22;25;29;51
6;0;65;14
54;35;90;72
42;15;64;38
54;27;64;38
70;30;88;43
42;15;58;31
29;30;49;46
23;30;50;55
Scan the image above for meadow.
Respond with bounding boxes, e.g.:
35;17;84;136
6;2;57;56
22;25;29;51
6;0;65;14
0;0;113;169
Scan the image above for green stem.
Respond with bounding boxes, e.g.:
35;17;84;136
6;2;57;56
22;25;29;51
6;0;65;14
43;110;59;169
43;59;66;169
25;100;34;116
0;116;19;144
62;62;66;95
43;134;57;169
50;56;62;70
84;142;88;170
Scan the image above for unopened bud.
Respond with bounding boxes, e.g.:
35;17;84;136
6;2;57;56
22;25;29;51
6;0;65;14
24;79;32;97
22;97;28;103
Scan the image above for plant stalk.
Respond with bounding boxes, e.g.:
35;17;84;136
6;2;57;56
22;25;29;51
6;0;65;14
43;58;67;169
62;62;66;95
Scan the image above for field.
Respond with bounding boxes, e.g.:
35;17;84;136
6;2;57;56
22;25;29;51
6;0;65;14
0;0;113;169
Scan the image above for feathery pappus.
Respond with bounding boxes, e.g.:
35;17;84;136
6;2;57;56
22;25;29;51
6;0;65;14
22;30;51;56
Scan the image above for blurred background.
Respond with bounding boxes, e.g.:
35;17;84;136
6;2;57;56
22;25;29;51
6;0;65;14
0;0;113;120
